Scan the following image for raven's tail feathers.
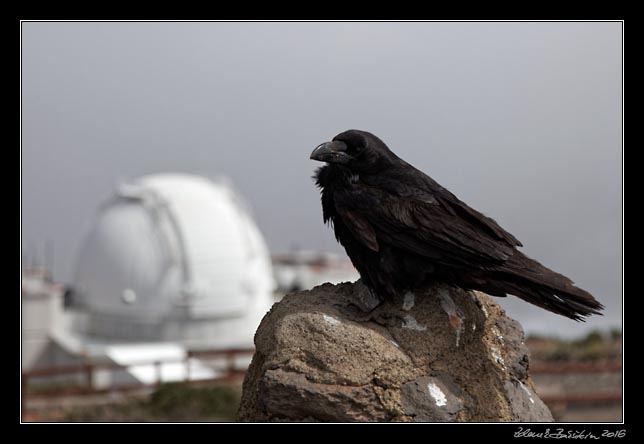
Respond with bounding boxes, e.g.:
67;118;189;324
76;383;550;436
492;252;604;321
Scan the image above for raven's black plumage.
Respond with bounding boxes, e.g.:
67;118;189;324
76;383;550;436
311;129;603;321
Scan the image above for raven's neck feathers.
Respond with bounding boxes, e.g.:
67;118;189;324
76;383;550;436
314;164;354;188
314;164;354;224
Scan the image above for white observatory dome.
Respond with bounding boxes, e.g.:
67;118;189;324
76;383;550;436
71;173;275;348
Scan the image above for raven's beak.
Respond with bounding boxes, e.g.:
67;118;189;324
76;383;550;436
310;141;350;164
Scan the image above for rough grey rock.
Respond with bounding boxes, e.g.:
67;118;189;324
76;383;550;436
238;281;553;422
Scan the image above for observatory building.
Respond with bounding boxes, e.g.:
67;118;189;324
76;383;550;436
69;173;275;349
22;173;276;387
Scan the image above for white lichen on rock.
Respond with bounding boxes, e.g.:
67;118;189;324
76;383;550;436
322;314;340;326
402;292;415;311
402;314;427;331
427;382;447;407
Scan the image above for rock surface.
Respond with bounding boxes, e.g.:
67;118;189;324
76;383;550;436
238;281;553;422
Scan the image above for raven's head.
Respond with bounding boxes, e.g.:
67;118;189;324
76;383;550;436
310;129;399;173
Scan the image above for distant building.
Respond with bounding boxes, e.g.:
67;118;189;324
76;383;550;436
21;268;69;370
272;251;359;297
22;173;276;386
68;173;275;349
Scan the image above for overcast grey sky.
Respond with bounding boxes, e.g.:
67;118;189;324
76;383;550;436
21;22;622;337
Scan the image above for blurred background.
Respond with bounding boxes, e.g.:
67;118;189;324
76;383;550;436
21;21;622;422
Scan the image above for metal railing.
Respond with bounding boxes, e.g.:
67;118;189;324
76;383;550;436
21;348;255;418
531;361;622;375
531;360;622;408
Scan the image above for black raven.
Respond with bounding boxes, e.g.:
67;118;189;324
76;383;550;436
311;129;603;321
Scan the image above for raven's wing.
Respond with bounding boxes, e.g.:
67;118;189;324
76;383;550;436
333;181;519;267
377;166;522;248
